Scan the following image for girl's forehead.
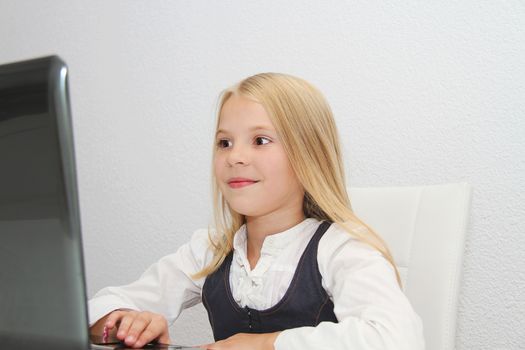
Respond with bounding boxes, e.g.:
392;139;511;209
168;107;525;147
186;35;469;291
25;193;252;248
218;95;274;129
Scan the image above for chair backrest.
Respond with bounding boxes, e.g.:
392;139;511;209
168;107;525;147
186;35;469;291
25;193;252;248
348;183;472;350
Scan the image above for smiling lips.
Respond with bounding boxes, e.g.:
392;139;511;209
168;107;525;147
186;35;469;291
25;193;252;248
227;177;259;189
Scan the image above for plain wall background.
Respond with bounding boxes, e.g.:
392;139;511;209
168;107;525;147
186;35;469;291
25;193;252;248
1;1;523;348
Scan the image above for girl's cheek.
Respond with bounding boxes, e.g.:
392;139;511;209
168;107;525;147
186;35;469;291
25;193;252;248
213;156;224;175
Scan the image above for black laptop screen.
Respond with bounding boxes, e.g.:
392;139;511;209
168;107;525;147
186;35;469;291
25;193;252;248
0;56;89;350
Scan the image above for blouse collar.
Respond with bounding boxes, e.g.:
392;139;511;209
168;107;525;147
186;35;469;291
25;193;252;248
232;218;319;256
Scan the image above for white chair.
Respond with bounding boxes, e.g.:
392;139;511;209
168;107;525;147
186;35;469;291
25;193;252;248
348;183;472;350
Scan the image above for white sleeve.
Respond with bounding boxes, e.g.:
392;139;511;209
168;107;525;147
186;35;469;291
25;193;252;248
274;224;425;350
87;229;214;326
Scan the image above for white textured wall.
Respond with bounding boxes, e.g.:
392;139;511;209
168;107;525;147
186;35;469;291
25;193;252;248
1;1;524;348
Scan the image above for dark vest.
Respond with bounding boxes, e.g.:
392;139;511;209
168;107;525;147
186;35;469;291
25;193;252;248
202;221;338;341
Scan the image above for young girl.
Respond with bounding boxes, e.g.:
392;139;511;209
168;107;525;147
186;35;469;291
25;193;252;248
89;73;424;349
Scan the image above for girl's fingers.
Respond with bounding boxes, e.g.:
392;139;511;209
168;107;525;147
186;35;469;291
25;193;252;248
116;313;136;340
158;331;170;344
105;310;127;329
134;326;159;348
135;314;169;348
98;310;170;348
124;314;151;346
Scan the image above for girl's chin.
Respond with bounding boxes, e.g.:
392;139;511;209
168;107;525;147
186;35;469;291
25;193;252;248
229;209;260;218
226;203;263;218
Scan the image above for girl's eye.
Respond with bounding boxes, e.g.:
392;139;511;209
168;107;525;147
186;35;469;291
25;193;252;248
255;137;271;146
217;139;232;148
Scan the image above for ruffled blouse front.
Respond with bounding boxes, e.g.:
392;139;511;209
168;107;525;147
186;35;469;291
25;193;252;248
229;218;319;309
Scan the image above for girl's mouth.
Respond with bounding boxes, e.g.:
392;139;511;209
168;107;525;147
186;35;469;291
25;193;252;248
227;178;259;189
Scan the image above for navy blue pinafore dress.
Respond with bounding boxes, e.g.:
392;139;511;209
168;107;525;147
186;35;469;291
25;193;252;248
202;221;338;341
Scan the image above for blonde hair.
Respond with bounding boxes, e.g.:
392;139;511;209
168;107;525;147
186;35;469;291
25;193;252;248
193;73;400;285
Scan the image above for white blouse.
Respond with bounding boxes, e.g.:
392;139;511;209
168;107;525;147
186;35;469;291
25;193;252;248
88;218;425;350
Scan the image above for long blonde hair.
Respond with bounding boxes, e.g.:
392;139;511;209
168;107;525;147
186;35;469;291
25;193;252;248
193;73;400;285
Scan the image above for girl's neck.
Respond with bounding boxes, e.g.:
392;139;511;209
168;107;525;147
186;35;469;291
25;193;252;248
245;207;305;262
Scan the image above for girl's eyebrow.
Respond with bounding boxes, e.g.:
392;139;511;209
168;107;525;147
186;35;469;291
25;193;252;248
215;125;275;136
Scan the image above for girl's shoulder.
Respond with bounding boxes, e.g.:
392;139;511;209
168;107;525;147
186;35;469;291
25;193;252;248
188;227;221;246
321;222;379;253
319;222;392;270
175;227;220;270
318;222;398;289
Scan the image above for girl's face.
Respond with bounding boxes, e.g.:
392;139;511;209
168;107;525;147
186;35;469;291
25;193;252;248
214;94;304;220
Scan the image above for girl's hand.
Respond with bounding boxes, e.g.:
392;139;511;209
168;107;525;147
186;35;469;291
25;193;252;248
104;309;170;348
201;332;280;350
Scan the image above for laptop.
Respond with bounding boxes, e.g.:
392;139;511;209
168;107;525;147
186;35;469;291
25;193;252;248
0;56;195;350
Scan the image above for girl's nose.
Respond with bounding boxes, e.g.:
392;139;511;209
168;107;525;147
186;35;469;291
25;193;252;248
227;144;249;166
